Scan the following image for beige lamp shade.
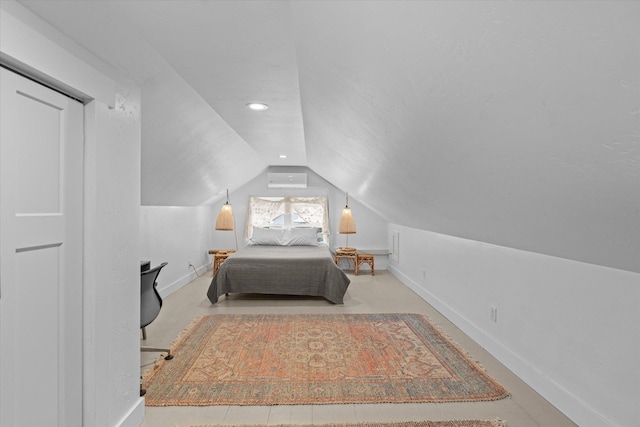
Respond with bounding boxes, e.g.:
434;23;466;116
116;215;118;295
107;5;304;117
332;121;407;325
215;203;235;231
338;207;356;234
338;193;356;250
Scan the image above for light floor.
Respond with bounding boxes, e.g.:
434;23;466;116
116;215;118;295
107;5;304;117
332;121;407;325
140;270;577;427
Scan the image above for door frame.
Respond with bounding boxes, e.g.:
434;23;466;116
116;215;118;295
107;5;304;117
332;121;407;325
1;6;144;426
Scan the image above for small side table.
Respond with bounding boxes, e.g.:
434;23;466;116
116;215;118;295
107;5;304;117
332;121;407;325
209;250;235;275
335;248;358;274
356;253;374;276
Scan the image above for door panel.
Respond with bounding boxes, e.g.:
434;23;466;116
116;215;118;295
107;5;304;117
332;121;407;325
14;91;63;214
1;68;84;427
15;246;61;420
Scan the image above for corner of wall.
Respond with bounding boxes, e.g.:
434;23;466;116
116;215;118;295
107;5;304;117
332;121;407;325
387;223;639;427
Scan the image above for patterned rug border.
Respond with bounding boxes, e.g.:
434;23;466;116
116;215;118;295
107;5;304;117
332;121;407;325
143;313;510;406
191;420;507;427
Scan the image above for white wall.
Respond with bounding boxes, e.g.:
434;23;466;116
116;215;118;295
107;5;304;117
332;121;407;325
84;96;142;427
1;2;144;426
388;223;640;427
219;166;389;269
140;205;216;297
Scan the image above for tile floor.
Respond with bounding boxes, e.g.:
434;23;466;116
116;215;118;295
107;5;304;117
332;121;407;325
140;270;577;427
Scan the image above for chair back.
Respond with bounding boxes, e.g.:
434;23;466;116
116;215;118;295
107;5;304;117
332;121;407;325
140;262;168;329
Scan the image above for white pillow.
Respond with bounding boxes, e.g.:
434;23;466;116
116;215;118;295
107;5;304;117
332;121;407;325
249;227;283;245
284;228;318;246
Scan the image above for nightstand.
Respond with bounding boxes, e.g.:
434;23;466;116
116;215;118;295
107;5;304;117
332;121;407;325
356;253;374;276
208;249;235;275
335;248;358;274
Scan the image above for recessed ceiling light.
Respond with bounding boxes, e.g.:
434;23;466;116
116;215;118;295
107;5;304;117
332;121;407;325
246;102;269;111
279;154;287;159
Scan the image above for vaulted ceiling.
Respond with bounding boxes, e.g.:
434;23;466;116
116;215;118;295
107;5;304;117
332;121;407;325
18;0;639;272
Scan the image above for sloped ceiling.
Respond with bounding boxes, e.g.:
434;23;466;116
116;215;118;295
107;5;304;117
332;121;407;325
16;0;640;272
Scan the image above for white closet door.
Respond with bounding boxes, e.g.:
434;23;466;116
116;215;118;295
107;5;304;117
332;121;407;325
1;68;83;427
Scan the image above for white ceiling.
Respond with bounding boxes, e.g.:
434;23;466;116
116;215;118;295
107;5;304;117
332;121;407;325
17;0;640;272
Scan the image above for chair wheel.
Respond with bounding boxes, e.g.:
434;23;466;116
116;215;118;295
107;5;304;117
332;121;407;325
140;389;147;397
164;354;174;360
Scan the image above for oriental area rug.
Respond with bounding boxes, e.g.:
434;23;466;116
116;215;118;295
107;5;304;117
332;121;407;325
143;313;509;406
193;421;506;427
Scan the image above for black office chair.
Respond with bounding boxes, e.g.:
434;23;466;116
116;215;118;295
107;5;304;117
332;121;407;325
140;262;173;361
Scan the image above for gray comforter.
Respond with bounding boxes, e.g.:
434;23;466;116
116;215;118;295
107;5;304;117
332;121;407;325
207;245;350;304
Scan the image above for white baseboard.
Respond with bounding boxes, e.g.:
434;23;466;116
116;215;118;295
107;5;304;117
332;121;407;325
388;264;615;427
157;264;208;299
114;397;144;427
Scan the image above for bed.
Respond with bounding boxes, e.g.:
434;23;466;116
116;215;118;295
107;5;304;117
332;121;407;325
206;228;350;304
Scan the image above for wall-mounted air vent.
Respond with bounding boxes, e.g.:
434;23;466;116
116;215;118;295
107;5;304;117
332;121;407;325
267;173;307;188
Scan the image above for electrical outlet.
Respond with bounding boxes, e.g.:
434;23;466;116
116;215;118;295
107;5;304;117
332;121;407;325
490;306;498;323
422;270;427;280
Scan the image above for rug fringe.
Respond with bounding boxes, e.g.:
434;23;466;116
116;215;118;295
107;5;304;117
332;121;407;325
141;315;206;386
190;420;507;427
412;314;511;401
